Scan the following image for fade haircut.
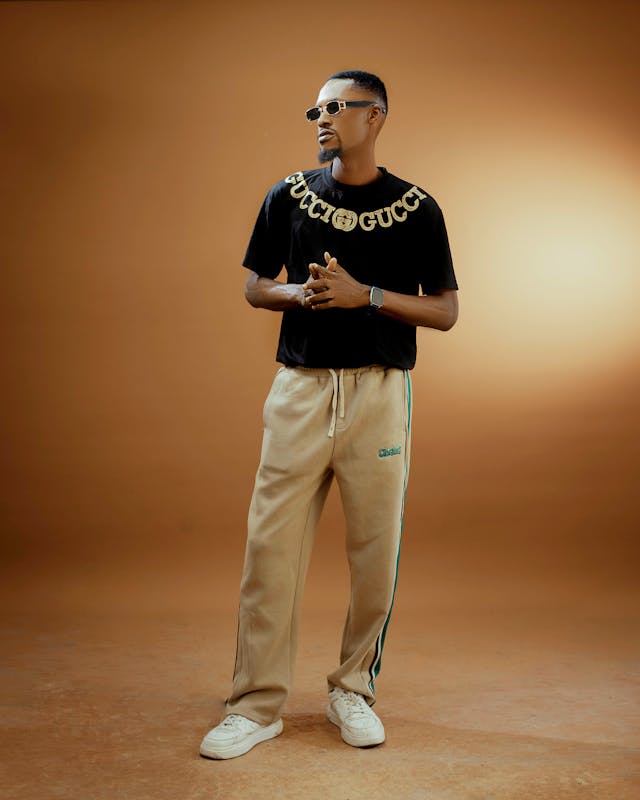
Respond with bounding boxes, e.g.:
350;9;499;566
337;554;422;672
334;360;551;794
326;70;388;113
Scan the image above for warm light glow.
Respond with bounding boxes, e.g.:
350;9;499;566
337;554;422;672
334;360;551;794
443;136;640;390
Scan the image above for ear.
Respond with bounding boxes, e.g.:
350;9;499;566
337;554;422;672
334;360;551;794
369;105;384;124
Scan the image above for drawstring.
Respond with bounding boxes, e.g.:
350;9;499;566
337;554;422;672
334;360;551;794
327;368;345;438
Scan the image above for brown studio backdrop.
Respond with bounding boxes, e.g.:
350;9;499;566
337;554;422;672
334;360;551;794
1;0;639;616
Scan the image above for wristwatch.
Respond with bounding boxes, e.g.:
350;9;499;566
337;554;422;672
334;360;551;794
369;286;384;310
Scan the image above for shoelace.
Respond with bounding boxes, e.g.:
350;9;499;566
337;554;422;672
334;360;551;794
334;690;370;717
220;714;257;731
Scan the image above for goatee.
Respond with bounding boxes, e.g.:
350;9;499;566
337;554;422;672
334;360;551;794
318;146;341;165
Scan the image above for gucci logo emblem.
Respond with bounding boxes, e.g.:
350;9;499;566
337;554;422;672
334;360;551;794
331;208;358;232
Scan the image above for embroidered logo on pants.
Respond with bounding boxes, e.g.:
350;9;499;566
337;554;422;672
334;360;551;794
378;446;402;458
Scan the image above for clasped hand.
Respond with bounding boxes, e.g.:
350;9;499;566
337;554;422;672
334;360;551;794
301;251;369;310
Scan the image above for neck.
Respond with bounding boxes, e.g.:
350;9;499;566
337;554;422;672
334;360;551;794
331;151;380;186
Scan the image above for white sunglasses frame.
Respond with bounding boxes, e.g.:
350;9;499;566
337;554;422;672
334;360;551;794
305;99;386;122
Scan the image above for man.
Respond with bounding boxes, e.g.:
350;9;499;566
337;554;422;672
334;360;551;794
200;70;458;760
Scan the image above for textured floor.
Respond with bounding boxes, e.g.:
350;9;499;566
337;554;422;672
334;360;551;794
3;566;639;800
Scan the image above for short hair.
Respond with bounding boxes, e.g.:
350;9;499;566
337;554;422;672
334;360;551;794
326;70;388;113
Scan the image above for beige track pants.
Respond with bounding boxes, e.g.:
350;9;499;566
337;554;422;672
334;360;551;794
225;364;412;725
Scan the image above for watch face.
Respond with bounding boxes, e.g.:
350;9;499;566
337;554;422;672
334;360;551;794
371;287;384;309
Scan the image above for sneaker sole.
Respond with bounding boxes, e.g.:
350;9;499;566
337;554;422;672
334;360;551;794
199;718;283;760
326;707;385;748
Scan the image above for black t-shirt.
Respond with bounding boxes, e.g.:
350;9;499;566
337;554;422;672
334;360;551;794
242;166;458;369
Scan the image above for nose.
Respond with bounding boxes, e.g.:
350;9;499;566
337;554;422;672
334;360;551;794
317;105;332;126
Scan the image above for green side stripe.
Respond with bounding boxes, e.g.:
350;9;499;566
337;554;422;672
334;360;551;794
368;371;412;691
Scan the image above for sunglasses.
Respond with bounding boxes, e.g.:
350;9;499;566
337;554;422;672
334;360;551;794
305;100;385;122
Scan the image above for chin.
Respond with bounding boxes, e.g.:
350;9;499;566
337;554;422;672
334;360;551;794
318;146;341;165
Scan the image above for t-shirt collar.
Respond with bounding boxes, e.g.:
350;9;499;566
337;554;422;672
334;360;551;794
322;165;390;193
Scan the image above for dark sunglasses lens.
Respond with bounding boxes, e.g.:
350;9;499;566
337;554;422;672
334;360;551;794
306;107;321;121
326;101;341;115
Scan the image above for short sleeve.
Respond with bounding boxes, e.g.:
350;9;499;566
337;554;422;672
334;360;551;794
419;202;458;295
242;185;289;280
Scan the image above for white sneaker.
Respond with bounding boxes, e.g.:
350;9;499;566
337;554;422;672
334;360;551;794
199;714;283;759
327;687;385;747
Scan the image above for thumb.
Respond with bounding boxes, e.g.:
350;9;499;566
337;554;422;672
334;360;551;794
324;251;339;271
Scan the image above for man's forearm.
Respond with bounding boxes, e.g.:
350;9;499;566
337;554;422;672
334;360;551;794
244;272;305;311
304;257;458;330
376;288;458;331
